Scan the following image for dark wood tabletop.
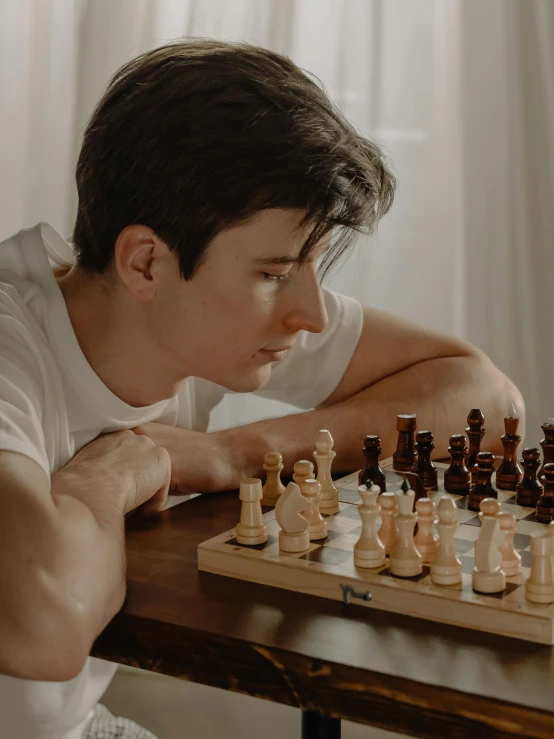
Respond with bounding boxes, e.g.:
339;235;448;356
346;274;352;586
93;490;554;739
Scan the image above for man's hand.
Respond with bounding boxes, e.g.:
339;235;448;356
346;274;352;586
131;423;240;493
53;429;171;516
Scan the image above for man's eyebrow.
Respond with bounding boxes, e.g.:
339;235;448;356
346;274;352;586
253;255;302;266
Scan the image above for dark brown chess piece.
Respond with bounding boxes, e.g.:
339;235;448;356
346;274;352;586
516;448;544;507
467;451;496;511
411;430;438;491
465;408;486;469
444;434;470;494
359;435;386;492
539;419;554;483
392;413;417;472
404;471;427;502
536;463;554;523
495;404;523;491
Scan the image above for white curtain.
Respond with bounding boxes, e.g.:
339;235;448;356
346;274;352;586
1;0;552;445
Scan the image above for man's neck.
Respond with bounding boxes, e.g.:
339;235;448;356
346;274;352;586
56;267;183;407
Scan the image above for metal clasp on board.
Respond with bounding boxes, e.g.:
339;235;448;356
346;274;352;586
340;583;372;605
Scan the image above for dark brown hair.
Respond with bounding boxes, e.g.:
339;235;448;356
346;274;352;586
73;38;395;279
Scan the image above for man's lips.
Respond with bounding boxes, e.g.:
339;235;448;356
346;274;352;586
259;346;293;361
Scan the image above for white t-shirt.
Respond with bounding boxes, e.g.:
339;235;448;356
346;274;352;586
0;222;363;739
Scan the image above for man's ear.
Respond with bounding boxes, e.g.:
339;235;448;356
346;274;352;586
114;225;170;302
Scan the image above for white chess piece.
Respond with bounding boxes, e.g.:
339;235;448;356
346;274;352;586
389;486;423;577
235;478;268;546
430;496;462;586
525;530;554;604
414;498;439;565
472;497;506;594
497;511;522;576
298;478;327;540
293;459;315;488
378;491;398;555
261;452;286;506
314;429;338;513
275;481;310;553
354;484;386;569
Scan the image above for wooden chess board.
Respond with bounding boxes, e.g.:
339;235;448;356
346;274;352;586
197;459;554;644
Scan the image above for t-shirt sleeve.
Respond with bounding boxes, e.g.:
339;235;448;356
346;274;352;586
254;288;363;409
0;335;50;478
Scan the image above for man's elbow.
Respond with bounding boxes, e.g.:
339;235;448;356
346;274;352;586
0;609;92;682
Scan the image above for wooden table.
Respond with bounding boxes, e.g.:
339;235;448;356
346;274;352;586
93;490;554;739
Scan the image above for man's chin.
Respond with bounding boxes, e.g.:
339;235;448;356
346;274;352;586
222;366;273;394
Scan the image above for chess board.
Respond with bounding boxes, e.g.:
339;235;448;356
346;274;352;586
197;459;554;644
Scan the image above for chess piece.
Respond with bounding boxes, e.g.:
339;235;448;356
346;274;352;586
354;484;386;569
525;531;554;605
467;452;497;511
411;430;438;491
261;452;286;506
389;481;423;578
414;498;439;565
393;413;417;472
516;448;543;507
472;498;506;594
378;491;397;555
497;511;522;576
359;435;386;492
496;404;523;491
235;478;268;546
298;478;327;540
430;496;462;586
275;482;310;553
536;463;554;524
539;419;554;482
444;434;471;494
314;429;339;513
466;408;486;469
293;459;315;488
404;471;427;502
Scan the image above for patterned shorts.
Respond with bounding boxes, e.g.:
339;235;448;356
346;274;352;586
83;704;158;739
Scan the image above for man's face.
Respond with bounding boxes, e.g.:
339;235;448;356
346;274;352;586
152;209;329;392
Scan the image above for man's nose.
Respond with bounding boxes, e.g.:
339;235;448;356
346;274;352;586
283;272;329;334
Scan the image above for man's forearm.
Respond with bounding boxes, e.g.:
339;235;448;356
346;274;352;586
223;353;525;480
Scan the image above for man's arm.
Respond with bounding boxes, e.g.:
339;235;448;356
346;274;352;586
0;433;170;682
138;305;523;490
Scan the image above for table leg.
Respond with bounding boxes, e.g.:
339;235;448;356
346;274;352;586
301;711;341;739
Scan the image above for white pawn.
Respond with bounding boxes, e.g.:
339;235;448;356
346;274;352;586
275;481;310;553
293;460;315;488
314;429;338;514
261;452;286;506
525;531;554;604
236;478;268;546
379;492;398;555
472;497;506;594
389;485;423;578
354;484;386;569
414;498;439;565
497;511;522;576
299;478;327;540
430;496;462;586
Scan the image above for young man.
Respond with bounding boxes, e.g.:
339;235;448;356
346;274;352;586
0;39;521;739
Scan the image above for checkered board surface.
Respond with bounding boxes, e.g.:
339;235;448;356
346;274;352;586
197;459;554;644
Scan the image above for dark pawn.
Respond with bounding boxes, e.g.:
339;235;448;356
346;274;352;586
444;434;470;494
516;448;544;508
411;430;438;491
359;435;386;492
467;452;496;511
393;414;417;472
466;408;486;469
539;420;554;482
536;463;554;523
496;407;523;491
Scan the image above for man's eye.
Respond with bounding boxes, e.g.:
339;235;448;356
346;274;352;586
261;272;291;285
